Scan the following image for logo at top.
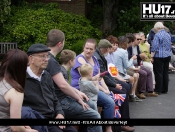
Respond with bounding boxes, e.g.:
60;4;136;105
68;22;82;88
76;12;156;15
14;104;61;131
140;2;175;21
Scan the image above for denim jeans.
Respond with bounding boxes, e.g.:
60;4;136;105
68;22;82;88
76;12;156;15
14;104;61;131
97;90;115;119
60;97;103;132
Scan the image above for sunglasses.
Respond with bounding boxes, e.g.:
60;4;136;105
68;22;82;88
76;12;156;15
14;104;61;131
137;39;142;41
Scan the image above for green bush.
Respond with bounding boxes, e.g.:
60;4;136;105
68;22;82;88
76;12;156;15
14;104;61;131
0;0;11;27
69;40;85;55
0;2;102;52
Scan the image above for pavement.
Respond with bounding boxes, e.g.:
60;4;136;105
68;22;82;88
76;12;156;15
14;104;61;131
129;73;175;132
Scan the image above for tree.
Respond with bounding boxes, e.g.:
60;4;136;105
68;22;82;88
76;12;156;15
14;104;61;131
0;0;11;26
87;0;119;38
101;0;119;38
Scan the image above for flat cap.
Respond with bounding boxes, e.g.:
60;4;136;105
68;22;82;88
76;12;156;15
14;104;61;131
98;39;112;48
27;44;50;56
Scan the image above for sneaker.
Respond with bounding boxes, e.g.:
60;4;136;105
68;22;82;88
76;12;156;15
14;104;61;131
137;93;146;99
129;95;135;102
154;92;161;95
146;92;158;97
169;66;175;70
135;96;143;102
121;126;135;131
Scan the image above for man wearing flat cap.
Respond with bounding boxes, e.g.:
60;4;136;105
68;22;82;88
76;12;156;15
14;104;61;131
23;43;77;132
93;39;135;131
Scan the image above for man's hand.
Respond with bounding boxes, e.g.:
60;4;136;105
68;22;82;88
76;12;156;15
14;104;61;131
55;114;65;129
74;89;89;101
77;90;89;101
132;55;137;60
77;99;89;110
116;84;122;90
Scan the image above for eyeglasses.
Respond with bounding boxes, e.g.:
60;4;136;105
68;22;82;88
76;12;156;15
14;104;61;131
137;39;142;41
32;54;50;60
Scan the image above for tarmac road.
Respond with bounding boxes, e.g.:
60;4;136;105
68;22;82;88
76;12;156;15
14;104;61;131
129;73;175;132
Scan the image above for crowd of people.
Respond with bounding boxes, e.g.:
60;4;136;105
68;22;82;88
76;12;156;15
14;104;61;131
0;21;174;132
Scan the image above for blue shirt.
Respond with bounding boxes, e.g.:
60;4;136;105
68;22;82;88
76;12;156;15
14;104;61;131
151;29;172;58
113;48;133;75
105;52;115;65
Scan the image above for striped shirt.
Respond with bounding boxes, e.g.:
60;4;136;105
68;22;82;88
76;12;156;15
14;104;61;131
151;29;171;58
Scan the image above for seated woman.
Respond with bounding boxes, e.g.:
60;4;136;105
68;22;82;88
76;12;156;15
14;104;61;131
0;49;37;132
139;32;156;88
71;38;134;132
106;35;141;102
71;38;115;132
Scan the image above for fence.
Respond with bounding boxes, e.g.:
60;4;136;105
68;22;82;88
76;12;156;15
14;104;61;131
0;43;18;63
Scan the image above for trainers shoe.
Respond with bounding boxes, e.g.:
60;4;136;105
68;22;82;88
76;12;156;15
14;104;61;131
147;92;158;97
137;93;146;99
121;126;135;131
129;95;135;102
135;96;143;102
154;92;161;95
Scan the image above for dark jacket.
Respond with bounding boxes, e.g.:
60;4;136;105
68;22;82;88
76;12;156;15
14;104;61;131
23;71;64;119
148;27;175;45
93;48;118;88
22;106;49;132
148;28;157;46
127;45;142;66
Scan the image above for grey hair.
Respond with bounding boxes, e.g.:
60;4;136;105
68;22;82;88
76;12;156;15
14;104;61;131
154;22;164;30
138;32;144;36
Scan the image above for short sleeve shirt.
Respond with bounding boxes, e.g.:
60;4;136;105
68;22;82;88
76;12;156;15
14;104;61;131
46;52;67;99
60;65;69;82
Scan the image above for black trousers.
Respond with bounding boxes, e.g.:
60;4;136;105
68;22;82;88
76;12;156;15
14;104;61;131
108;80;131;119
153;56;171;93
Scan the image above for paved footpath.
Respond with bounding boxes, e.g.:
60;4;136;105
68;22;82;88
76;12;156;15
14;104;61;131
129;73;175;132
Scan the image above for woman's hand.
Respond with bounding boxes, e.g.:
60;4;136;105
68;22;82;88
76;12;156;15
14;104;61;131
151;57;154;63
133;66;140;72
103;89;110;95
92;74;100;81
140;53;147;60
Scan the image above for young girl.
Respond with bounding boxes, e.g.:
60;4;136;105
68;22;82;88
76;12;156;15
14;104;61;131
0;49;37;132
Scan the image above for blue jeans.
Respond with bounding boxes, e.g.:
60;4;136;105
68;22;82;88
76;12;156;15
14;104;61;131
60;97;103;132
97;90;115;119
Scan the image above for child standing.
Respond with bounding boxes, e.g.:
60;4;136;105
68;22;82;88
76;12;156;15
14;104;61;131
79;63;99;111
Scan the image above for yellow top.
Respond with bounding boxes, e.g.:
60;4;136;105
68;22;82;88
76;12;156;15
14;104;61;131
139;42;151;62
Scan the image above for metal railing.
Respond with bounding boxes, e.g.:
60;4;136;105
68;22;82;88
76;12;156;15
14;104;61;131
0;43;18;55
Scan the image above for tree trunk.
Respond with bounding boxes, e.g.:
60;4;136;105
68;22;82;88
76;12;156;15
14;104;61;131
102;0;119;38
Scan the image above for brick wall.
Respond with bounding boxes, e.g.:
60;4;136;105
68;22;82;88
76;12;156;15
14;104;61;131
26;0;86;16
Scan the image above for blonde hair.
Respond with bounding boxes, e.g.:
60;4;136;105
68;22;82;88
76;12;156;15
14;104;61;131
80;63;93;77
